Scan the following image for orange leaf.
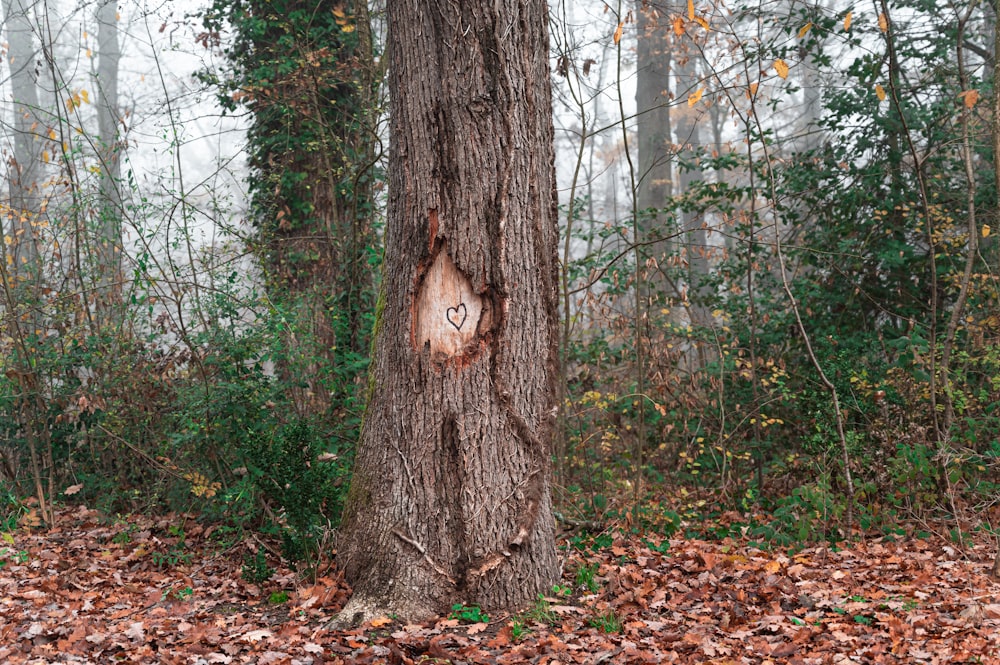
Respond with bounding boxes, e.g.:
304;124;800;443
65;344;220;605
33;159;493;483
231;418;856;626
369;616;392;628
877;12;888;32
875;84;886;101
843;11;852;31
774;59;789;80
672;15;685;35
688;87;704;107
693;16;709;30
687;0;695;20
960;89;979;108
747;82;759;98
613;21;623;44
983;225;991;238
797;22;812;38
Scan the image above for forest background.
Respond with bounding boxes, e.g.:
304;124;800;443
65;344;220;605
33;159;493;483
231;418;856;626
0;0;997;573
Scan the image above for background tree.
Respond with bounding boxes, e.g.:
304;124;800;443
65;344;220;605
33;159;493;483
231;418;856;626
203;0;380;417
335;0;561;622
93;0;122;309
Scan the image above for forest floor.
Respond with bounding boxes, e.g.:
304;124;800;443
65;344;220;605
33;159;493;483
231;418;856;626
1;505;998;664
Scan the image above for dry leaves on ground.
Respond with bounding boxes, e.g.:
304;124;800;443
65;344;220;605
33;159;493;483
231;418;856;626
1;506;998;664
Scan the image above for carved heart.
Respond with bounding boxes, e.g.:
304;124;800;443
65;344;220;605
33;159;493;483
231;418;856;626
446;303;467;331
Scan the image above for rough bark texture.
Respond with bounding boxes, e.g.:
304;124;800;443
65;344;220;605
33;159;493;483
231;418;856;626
336;0;560;623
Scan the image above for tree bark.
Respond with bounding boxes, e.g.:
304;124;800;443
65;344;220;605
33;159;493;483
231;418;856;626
635;0;675;302
95;0;122;309
3;0;43;280
244;0;377;415
336;0;560;623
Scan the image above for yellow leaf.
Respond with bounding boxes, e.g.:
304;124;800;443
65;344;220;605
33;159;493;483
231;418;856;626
798;22;812;38
86;48;92;58
875;84;886;101
748;82;759;98
961;89;979;108
693;16;709;30
843;11;852;31
80;89;89;104
672;16;685;36
687;0;694;20
613;21;623;44
688;87;704;107
983;225;991;238
48;128;56;141
877;12;888;32
41;150;49;163
341;24;355;33
764;559;782;574
774;59;789;79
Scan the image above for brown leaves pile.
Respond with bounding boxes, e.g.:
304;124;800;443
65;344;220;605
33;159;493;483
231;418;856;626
1;506;998;664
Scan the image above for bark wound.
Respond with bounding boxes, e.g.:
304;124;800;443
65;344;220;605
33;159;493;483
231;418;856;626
413;245;485;359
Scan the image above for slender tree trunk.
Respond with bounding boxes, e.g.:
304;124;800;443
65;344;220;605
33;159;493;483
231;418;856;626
635;0;675;303
336;0;560;623
95;0;122;309
3;0;42;283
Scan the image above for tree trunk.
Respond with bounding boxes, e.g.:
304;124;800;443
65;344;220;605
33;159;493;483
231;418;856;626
635;0;675;303
3;0;43;280
336;0;560;623
95;0;122;309
244;0;377;415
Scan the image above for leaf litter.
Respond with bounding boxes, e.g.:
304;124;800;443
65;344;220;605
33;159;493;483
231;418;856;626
1;505;998;663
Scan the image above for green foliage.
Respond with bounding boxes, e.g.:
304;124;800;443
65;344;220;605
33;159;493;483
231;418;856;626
449;604;490;624
242;550;274;585
522;595;559;626
509;617;530;641
588;609;622;634
573;562;601;594
237;420;349;564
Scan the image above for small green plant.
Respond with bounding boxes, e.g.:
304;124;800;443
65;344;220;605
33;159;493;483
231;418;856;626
509;618;530;641
152;526;192;570
854;614;873;626
449;603;489;624
523;594;559;626
242;550;274;585
588;609;622;633
574;562;601;593
162;586;194;601
0;547;28;567
551;583;572;597
902;598;919;612
268;591;289;604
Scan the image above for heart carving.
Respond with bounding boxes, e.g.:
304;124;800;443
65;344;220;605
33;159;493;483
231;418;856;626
446;303;467;331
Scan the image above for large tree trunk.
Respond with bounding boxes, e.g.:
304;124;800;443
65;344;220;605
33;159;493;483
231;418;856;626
336;0;560;623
